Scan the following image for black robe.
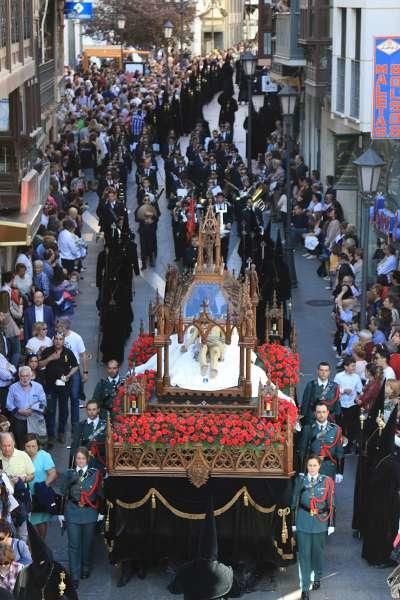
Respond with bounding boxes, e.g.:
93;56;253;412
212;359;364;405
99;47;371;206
362;452;400;565
14;560;79;600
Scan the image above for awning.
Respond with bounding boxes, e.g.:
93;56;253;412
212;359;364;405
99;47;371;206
0;204;42;246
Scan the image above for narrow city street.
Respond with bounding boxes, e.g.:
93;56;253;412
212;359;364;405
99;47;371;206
43;91;391;600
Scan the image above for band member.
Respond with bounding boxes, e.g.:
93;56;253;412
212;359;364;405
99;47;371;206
213;193;233;265
291;455;335;600
299;403;344;482
135;197;160;270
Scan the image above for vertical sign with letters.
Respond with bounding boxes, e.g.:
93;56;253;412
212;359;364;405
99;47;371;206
372;36;400;139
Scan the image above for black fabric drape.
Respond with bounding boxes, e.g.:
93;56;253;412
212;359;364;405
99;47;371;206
105;476;295;566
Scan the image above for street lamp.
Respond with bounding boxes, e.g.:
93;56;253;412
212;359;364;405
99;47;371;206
353;147;386;328
279;84;298;288
164;19;174;39
165;0;186;59
117;16;126;70
240;51;257;175
164;20;174;88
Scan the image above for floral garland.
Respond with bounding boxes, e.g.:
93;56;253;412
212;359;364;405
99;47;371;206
128;333;155;367
112;400;298;450
257;343;300;390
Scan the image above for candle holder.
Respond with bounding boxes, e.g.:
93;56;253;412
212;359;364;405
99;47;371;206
376;410;385;436
359;407;367;431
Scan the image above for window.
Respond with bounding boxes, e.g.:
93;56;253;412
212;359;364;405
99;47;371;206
263;32;272;55
350;60;360;118
0;142;16;175
355;8;361;61
0;0;6;49
336;57;345;113
0;98;9;132
350;9;361;119
23;0;31;40
340;8;346;58
11;0;20;44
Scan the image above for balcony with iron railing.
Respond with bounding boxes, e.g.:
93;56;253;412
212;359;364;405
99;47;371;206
299;0;331;45
273;0;305;66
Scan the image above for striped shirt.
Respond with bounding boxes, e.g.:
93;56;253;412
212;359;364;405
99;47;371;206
131;112;145;136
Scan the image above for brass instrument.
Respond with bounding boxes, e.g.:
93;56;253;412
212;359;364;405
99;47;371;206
223;179;266;211
250;183;266;212
223;178;241;196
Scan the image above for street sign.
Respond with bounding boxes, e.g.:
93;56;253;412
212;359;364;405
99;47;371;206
372;36;400;139
261;75;278;93
64;1;93;20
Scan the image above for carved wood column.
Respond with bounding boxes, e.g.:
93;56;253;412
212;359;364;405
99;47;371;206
156;346;163;394
163;341;171;386
239;342;245;385
245;346;252;397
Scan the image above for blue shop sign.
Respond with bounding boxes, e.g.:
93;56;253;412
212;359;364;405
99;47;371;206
64;2;93;19
372;36;400;139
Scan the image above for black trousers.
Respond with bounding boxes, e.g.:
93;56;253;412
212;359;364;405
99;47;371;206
340;405;359;443
12;419;27;450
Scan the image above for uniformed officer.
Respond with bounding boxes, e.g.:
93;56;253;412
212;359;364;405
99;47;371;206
60;446;104;589
300;362;342;425
299;403;344;482
92;359;124;417
70;400;106;469
291;455;335;600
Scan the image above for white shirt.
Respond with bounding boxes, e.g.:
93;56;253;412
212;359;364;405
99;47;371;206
87;416;99;428
315;420;328;431
58;229;81;260
317;378;328;390
64;330;85;365
25;336;52;354
75;465;88;475
34;305;44;323
277;193;287;213
384;365;396;380
108;375;120;385
333;371;363;408
15;253;33;278
377;254;397;276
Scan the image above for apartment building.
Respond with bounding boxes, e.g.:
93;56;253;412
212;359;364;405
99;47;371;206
0;0;63;268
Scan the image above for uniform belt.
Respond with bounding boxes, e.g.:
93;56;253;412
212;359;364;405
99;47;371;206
69;498;80;506
299;503;327;515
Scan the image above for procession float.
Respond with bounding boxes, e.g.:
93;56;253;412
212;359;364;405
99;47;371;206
104;205;299;573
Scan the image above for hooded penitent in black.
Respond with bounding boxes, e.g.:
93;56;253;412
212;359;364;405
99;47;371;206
361;406;400;566
168;500;234;600
14;521;78;600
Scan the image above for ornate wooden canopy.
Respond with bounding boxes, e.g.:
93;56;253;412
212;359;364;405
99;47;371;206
147;204;260;400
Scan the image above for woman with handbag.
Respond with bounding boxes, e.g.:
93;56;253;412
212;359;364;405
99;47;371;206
24;435;56;539
59;447;103;589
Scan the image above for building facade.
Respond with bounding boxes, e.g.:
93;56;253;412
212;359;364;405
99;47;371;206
0;0;64;269
270;0;400;228
192;0;247;55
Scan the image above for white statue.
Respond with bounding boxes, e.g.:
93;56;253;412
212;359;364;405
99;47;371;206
181;325;225;378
